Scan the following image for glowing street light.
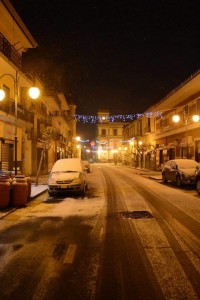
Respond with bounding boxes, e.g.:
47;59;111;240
76;136;81;141
0;72;40;175
172;114;180;123
138;140;143;146
0;89;5;101
192;114;200;122
28;87;40;99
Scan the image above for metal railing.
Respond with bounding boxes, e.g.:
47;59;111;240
0;97;34;123
0;33;22;69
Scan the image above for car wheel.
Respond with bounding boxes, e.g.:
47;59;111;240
176;176;182;187
48;191;54;197
162;173;168;183
196;178;200;195
80;184;86;198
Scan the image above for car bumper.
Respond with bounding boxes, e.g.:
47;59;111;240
48;184;82;193
182;177;196;185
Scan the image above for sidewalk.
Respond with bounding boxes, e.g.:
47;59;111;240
131;167;162;180
30;174;48;199
0;175;48;219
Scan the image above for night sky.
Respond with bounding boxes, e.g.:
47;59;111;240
10;0;200;138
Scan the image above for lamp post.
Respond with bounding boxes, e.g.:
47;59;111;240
129;140;134;166
0;71;40;175
138;141;143;169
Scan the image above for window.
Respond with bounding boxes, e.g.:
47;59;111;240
20;87;28;106
183;105;189;122
113;129;117;136
197;98;200;114
101;129;106;136
160;119;163;129
138;121;142;136
147;117;150;130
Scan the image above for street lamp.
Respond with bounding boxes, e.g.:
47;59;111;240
0;72;40;175
138;141;143;169
129;140;134;166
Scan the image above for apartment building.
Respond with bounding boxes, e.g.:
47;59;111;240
123;70;200;170
96;110;129;163
0;0;76;175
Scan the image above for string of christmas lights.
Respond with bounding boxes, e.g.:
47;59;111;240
74;112;163;123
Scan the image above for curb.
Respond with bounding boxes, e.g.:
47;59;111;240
0;208;17;220
29;187;48;199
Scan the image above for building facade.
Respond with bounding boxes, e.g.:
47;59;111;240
0;0;77;175
96;110;129;163
123;70;200;170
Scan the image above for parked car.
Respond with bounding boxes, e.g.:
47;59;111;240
83;160;91;173
162;159;199;187
195;169;200;195
48;158;87;197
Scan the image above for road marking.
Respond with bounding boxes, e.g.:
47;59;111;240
63;244;77;264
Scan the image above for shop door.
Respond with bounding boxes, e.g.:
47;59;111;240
168;148;175;160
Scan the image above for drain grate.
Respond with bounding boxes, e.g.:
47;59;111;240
120;210;153;219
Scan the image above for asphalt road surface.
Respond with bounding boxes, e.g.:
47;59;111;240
0;164;200;299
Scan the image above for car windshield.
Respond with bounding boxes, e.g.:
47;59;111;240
177;160;199;169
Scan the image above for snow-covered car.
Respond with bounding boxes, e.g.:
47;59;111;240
48;158;87;197
83;160;90;173
162;159;199;187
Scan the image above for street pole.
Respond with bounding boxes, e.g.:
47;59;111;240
185;119;188;158
14;71;18;175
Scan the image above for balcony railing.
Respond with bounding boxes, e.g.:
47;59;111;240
0;98;34;123
0;33;22;69
30;101;47;117
53;110;69;123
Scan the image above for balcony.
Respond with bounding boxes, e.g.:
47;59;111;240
53;110;69;125
0;98;34;123
44;90;61;111
30;101;47;118
0;33;22;69
144;126;151;135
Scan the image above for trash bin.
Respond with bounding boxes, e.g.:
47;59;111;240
26;176;31;199
12;175;28;207
0;175;11;209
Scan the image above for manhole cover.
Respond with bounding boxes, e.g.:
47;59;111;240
120;210;153;219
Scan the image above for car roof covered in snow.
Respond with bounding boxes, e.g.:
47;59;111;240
51;158;84;172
